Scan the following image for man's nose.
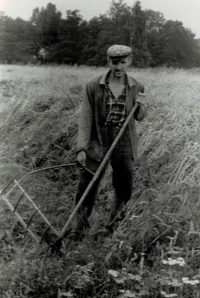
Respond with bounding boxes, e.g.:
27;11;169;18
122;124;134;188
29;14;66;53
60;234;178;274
116;63;121;68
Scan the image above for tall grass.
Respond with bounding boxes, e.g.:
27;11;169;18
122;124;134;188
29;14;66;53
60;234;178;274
0;64;200;297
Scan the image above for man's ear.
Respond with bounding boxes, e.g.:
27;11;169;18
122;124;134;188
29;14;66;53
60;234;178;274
107;57;111;66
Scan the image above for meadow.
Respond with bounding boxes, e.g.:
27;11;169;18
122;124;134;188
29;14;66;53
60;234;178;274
0;64;200;297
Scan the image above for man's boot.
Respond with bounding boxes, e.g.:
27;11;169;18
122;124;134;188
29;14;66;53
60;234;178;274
70;208;90;241
106;199;126;232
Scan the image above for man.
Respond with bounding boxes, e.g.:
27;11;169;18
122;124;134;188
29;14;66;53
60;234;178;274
73;45;146;237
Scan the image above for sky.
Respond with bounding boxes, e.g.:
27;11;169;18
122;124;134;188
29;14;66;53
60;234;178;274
1;0;200;38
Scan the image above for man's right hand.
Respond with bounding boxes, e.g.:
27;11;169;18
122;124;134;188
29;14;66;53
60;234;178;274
77;151;86;166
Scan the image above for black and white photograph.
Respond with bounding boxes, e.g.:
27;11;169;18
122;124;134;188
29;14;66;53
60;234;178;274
0;0;200;297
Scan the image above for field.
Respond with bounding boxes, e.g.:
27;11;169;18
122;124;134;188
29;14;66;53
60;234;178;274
0;64;200;298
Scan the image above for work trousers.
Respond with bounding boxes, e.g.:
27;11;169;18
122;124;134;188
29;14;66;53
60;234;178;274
74;127;134;228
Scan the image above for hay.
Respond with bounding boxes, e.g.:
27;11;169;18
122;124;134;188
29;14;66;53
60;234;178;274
1;65;200;297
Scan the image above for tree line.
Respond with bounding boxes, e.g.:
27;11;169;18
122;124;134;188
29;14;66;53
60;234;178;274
0;0;200;67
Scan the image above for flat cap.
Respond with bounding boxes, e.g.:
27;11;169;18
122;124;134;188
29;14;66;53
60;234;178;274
107;45;132;59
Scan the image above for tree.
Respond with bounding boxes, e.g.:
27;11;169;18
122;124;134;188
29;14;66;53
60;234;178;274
130;1;150;67
100;0;132;47
0;12;36;63
0;1;200;67
144;9;166;66
79;17;102;65
52;10;85;64
108;0;132;45
30;3;62;48
159;20;198;67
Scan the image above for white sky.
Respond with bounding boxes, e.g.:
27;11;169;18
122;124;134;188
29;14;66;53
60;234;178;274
1;0;200;38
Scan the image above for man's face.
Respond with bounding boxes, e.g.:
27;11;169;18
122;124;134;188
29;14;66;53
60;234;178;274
108;56;131;78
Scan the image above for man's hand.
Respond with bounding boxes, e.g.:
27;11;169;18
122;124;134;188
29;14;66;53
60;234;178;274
134;103;146;121
77;151;86;166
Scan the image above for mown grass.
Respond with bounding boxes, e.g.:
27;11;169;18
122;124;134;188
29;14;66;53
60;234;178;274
0;64;200;297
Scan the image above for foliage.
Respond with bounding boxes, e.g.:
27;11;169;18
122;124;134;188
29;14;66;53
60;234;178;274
30;3;62;47
0;13;36;63
0;0;200;67
158;20;198;68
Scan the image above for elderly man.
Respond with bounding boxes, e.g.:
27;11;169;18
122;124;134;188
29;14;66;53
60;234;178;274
73;45;146;238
